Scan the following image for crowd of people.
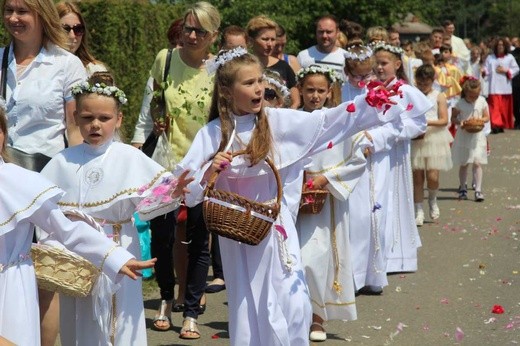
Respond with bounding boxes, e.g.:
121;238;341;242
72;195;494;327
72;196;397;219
1;0;519;345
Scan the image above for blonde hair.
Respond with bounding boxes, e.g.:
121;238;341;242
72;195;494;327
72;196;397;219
56;1;100;67
2;0;68;50
183;1;221;33
208;53;273;165
366;26;388;44
246;15;277;39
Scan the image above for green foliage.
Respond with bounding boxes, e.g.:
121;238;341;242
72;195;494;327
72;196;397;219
76;0;184;141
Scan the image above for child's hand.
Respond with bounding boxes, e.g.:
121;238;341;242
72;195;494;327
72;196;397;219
171;170;194;198
211;152;233;173
496;65;508;74
119;258;157;280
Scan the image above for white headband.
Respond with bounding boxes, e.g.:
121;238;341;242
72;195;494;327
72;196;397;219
205;47;249;74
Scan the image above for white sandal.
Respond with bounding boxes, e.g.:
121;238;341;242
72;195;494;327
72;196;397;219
152;300;172;331
309;322;327;342
179;317;200;339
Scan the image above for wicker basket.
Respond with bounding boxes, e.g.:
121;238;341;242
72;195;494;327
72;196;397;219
299;189;329;214
203;151;282;246
31;211;102;297
463;118;484;133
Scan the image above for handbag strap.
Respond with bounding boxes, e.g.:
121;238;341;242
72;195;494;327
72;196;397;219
1;44;10;99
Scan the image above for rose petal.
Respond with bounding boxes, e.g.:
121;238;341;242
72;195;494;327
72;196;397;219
492;304;505;314
454;327;464;342
275;224;287;240
304;195;315;204
327;141;333;149
406;103;414;111
346;103;356;112
306;178;314;189
219;161;229;170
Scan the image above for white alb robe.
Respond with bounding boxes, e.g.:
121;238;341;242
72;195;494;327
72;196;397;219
382;82;431;273
297;133;368;322
41;141;171;346
174;94;404;346
0;159;133;346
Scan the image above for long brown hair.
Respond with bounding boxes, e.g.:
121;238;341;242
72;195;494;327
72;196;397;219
56;1;99;67
208;53;272;165
0;106;8;161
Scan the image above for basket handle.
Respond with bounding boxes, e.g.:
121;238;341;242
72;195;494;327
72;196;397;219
205;150;283;206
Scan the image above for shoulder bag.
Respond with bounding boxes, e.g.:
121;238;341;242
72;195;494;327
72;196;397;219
142;48;173;158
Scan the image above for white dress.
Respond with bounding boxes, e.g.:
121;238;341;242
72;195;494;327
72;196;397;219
174;96;404;346
382;82;431;273
297;133;367;322
451;96;489;165
411;89;453;171
0;158;133;346
41;141;172;346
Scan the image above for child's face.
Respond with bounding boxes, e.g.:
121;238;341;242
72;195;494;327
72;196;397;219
346;61;375;88
442;49;452;61
374;51;401;81
465;88;480;103
230;63;264;115
431;32;443;48
415;77;434;95
75;94;122;146
299;74;331;112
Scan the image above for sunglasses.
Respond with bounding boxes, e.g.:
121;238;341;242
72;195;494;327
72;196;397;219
62;24;85;37
264;88;278;101
349;71;375;82
183;25;208;38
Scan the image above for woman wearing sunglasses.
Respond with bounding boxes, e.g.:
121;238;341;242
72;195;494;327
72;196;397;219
1;0;87;345
56;1;107;76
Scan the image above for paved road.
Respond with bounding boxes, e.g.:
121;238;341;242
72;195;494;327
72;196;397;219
144;130;520;345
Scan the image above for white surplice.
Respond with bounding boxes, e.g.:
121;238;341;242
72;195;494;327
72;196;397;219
41;141;171;346
174;94;404;346
0;159;133;346
296;133;368;322
382;82;431;273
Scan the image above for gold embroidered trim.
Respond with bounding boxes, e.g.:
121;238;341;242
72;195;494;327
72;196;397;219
57;171;167;208
305;133;363;175
310;298;356;308
330;197;342;294
0;186;59;227
99;245;119;272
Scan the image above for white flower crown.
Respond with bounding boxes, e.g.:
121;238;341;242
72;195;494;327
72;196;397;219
344;45;373;61
371;42;404;57
263;74;291;98
71;82;128;105
205;46;249;74
296;65;341;84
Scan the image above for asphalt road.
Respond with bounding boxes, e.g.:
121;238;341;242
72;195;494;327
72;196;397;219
144;129;520;346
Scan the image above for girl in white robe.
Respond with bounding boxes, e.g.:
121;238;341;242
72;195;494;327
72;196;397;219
344;44;399;294
40;73;184;345
294;64;367;342
167;49;407;346
371;43;431;274
0;107;157;346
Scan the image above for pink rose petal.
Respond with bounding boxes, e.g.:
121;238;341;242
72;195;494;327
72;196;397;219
327;141;333;149
275;225;287;240
454;327;464;342
346;103;356;112
306;178;314;189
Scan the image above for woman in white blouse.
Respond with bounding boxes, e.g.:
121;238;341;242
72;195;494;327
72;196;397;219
1;0;87;173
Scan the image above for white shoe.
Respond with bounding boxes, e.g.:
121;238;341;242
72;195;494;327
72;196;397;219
429;201;440;220
415;208;424;226
309;323;327;342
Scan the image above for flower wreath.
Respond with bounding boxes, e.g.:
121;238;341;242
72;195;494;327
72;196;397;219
71;82;128;105
263;74;291;98
296;65;341;84
344;45;373;61
371;42;404;57
205;46;249;74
